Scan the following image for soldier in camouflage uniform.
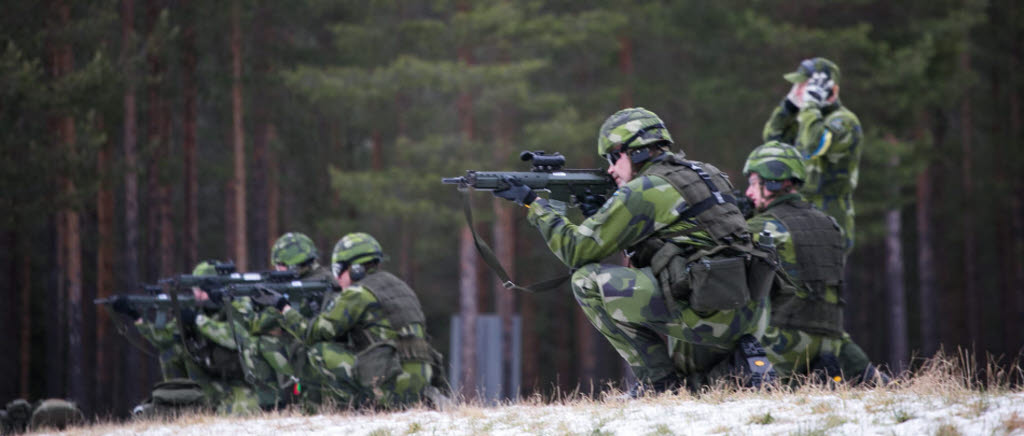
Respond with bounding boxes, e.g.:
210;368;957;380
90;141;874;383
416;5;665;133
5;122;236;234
493;108;777;393
762;57;862;252
278;232;447;408
115;260;266;415
742;142;886;385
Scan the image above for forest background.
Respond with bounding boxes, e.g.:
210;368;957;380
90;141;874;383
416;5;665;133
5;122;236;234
1;0;1022;418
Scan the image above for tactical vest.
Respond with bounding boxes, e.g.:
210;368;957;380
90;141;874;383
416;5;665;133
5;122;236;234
629;155;775;313
766;198;846;336
356;271;435;362
641;154;750;244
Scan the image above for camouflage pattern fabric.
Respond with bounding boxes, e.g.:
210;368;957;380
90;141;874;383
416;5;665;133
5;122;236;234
763;98;862;252
597;107;673;155
135;320;190;380
289;281;433;408
748;193;871;381
271;232;318;267
525;153;768;383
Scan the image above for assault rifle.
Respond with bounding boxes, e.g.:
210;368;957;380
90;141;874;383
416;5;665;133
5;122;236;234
157;267;301;293
443;151;615;293
442;151;615;206
732;189;756;220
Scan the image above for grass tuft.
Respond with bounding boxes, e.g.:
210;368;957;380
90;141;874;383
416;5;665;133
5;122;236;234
748;411;775;425
1003;412;1024;433
892;408;914;423
934;423;962;436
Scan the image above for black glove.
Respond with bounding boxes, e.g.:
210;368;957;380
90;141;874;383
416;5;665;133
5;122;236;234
579;191;607;218
207;288;225;304
253;287;289;311
492;176;537;206
111;296;141;320
180;308;198;327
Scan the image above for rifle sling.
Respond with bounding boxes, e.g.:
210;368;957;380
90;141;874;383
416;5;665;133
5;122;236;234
461;189;569;294
103;304;157;358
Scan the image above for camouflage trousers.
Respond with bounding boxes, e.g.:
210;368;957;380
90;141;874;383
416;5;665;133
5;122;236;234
156;342;190;380
805;192;854;253
305;342;433;409
761;327;870;382
571;263;769;383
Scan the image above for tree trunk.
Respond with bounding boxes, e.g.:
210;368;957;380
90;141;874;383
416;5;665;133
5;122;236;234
49;212;66;398
915;166;937;355
492;108;517;399
96;115;117;410
456;24;478;398
1009;22;1024;355
574;305;597;395
52;0;84;404
458;226;478;399
230;0;248;270
20;255;31;398
884;149;908;374
181;0;199;269
959;49;980;353
120;0;141;412
0;233;17;401
266;124;280;248
619;35;634;108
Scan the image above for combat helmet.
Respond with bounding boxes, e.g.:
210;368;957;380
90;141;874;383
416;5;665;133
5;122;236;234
271;232;318;268
192;260;217;276
331;232;384;277
597;107;673;164
743;141;806;192
784;57;841;85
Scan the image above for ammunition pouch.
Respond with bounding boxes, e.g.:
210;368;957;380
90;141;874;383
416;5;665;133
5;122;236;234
770;292;844;337
639;238;776;313
353;342;403;388
687;255;750;312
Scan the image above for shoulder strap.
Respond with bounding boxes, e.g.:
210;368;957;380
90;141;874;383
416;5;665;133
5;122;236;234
461;190;569;293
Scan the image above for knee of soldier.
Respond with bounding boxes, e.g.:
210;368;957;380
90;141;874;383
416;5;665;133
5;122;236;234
570;263;604;301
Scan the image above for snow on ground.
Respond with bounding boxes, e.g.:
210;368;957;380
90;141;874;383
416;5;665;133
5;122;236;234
35;389;1024;436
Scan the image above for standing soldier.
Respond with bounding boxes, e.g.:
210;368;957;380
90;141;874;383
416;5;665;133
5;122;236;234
277;232;447;408
762;57;862;252
742;142;886;384
492;108;777;394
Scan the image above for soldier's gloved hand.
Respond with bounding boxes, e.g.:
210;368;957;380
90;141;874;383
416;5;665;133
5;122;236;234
492;176;537;206
111;296;141;320
579;191;607;218
180;308;198;327
785;82;805;110
253;287;289;311
207;288;225;304
802;72;834;106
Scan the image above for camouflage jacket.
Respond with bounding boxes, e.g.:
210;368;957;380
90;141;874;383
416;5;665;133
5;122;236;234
526;152;719;268
762;100;862;201
285;279;427;351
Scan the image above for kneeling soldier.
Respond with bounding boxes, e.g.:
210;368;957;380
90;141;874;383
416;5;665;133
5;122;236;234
281;232;447;408
743;141;885;385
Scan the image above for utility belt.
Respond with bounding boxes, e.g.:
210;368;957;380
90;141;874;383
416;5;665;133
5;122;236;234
629;238;776;313
351;335;445;390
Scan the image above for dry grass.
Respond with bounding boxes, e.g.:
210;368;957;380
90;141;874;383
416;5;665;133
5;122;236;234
30;351;1024;436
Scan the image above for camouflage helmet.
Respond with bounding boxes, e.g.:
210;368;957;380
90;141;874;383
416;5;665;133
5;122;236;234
784;57;841;85
597;107;673;156
743;141;807;187
191;260;218;276
331;232;384;268
271;232;318;267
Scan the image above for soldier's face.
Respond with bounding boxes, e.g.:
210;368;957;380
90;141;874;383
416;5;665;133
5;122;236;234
607;151;634;187
275;263;288;272
746;174;771;209
192;287;208;301
337;269;352;289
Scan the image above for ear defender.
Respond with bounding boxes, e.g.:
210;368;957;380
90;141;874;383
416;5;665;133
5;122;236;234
349;263;367;282
764;180;785;192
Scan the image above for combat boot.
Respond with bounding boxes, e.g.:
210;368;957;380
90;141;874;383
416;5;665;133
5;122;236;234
709;335;777;389
809;352;843;386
